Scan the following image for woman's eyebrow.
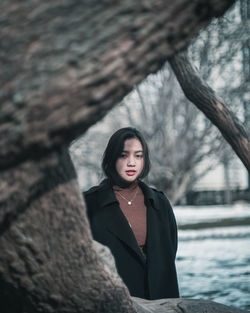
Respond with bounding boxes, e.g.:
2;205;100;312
122;150;143;153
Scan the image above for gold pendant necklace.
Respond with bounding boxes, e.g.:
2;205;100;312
116;187;139;205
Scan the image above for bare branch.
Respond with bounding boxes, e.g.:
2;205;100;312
169;51;250;172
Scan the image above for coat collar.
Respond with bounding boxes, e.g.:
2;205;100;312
97;179;118;207
138;180;160;210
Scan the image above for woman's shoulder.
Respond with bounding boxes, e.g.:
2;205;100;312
84;184;100;196
83;180;110;213
139;181;171;205
84;179;111;197
139;180;165;196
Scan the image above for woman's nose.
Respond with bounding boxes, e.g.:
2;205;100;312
127;156;135;166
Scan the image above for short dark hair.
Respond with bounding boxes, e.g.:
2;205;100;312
102;127;150;186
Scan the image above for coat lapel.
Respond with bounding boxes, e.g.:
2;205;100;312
97;180;146;265
139;181;161;260
139;180;160;211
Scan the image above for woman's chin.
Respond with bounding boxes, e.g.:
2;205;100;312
113;174;139;188
123;176;137;183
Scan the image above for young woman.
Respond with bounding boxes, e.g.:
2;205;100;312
84;127;179;300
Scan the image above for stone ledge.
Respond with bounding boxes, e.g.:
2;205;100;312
94;240;249;313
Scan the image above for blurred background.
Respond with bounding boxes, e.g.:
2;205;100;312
70;1;250;310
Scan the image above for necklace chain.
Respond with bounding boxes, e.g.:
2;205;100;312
116;187;139;205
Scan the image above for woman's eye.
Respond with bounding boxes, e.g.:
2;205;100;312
136;154;143;158
120;154;127;158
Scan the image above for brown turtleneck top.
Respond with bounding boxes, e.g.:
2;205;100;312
113;183;147;251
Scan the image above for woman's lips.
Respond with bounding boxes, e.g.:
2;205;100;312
126;170;136;176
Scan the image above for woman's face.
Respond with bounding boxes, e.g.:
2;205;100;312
115;138;144;183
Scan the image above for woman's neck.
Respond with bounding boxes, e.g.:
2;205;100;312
113;180;138;192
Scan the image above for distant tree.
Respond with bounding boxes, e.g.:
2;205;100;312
169;54;249;173
72;66;222;205
71;2;250;203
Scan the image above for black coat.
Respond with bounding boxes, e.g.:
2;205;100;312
84;179;179;300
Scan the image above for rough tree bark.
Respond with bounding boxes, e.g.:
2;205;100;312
0;149;135;313
169;52;250;173
0;0;235;170
0;1;238;313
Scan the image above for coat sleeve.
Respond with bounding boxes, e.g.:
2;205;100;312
168;200;178;257
159;192;178;257
83;189;96;223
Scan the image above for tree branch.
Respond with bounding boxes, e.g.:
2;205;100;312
169;51;250;173
0;0;235;170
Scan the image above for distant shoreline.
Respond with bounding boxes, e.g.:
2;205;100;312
178;217;250;230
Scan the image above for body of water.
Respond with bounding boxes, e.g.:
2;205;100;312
174;204;250;310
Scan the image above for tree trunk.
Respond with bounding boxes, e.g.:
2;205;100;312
0;148;136;313
222;154;233;204
169;52;250;173
0;1;238;312
0;0;235;170
240;0;250;187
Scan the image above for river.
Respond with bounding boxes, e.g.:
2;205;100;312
174;204;250;310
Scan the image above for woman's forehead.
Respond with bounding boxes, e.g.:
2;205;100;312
123;138;143;151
